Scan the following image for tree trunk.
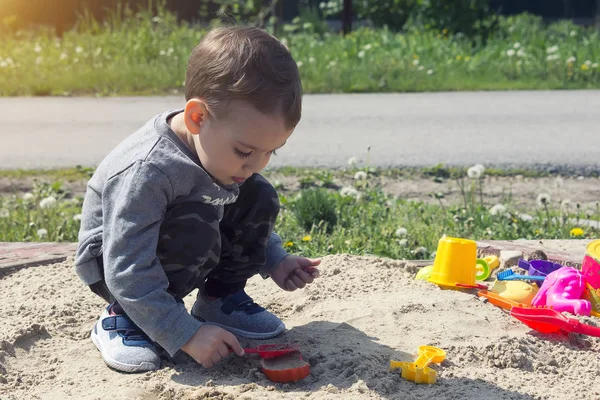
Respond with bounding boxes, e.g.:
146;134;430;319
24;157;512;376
342;0;352;35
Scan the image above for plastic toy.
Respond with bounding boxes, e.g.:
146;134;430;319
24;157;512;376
484;255;500;270
477;290;521;311
415;265;433;281
475;259;491;280
390;346;446;384
497;269;546;282
581;253;600;289
427;236;487;290
491;280;539;305
230;344;301;359
260;351;310;383
519;259;562;280
511;306;600;337
531;267;591;316
583;283;600;315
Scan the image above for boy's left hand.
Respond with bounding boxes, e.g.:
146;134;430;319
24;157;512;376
270;255;321;291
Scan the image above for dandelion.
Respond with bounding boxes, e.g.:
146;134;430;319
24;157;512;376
560;199;571;211
159;50;166;56
0;209;8;218
489;204;507;216
566;56;576;64
73;214;83;221
593;63;599;69
328;60;337;68
506;49;515;57
456;55;462;61
546;54;560;62
516;49;526;58
347;157;358;166
297;61;303;68
546;45;559;54
427;69;434;75
363;44;372;51
75;46;83;54
395;227;408;237
309;56;315;63
570;30;577;37
467;164;485;179
536;193;551;208
23;192;34;201
340;187;358;198
519;213;534;222
60;52;68;60
570;227;584;237
513;42;521;49
302;235;312;242
582;64;589;71
358;50;365;58
37;229;48;238
413;59;419;66
354;171;367;180
284;241;294;248
39;196;57;209
417;65;424;71
34;43;42;53
411;247;429;257
398;239;408;247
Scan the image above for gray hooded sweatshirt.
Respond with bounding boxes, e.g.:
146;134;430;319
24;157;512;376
74;110;288;356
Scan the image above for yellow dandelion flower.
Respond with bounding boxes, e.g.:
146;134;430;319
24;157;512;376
570;227;584;237
465;56;471;62
284;241;294;248
456;55;462;61
302;235;312;242
412;54;419;59
442;28;448;34
581;64;589;71
534;229;540;235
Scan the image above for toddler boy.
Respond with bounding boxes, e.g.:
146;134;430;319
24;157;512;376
75;26;320;373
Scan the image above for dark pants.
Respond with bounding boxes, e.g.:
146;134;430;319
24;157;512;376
90;174;280;303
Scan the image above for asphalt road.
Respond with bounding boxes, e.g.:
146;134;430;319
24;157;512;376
2;90;599;171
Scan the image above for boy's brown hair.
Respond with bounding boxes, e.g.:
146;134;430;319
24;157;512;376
185;26;302;130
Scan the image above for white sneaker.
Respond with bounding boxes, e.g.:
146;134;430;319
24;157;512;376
91;304;161;373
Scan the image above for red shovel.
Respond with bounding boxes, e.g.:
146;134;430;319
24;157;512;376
230;344;301;359
511;306;600;337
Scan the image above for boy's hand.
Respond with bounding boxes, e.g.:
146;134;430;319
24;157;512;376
270;255;321;291
181;324;244;368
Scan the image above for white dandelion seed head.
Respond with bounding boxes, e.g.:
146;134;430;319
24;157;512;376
566;56;576;64
519;213;534;222
0;209;9;218
309;56;315;63
353;171;367;180
546;54;560;62
413;59;420;66
297;61;304;67
395;227;408;237
37;228;48;238
347;157;358;166
592;63;599;69
506;49;516;57
517;49;526;58
418;65;425;71
467;164;485;179
546;45;559;54
39;196;57;209
340;187;358;198
75;46;83;54
536;193;551;208
363;44;372;50
398;239;408;247
489;204;507;216
570;30;577;37
427;69;434;75
23;192;34;201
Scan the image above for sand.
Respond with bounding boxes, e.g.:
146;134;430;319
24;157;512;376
1;254;600;400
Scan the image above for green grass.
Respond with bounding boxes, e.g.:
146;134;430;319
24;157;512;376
1;9;600;96
1;170;598;260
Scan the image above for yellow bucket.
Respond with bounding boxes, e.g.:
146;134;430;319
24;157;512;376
428;236;485;289
583;283;600;314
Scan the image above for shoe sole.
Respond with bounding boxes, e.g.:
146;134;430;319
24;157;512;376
193;315;286;339
91;327;159;373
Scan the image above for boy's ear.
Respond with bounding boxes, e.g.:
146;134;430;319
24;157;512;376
183;99;210;135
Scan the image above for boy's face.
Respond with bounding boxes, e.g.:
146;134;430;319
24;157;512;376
191;100;293;186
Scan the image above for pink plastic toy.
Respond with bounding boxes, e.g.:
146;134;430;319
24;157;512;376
531;267;591;316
